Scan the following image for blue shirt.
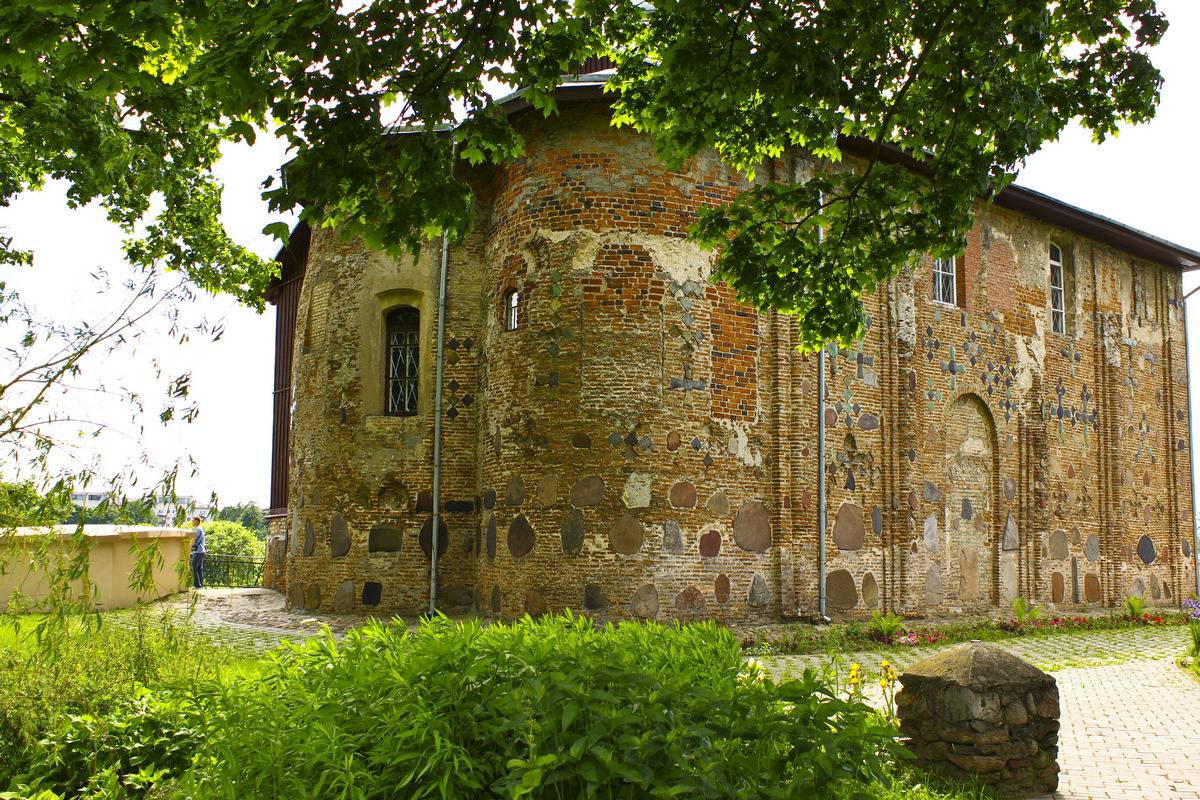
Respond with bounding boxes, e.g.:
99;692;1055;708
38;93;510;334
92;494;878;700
192;526;207;554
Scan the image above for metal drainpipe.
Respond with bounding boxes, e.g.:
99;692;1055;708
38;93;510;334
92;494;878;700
816;190;829;621
818;344;828;619
1185;283;1200;598
429;142;458;616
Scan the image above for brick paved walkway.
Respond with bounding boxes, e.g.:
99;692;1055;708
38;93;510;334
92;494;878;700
764;628;1198;800
156;591;1199;800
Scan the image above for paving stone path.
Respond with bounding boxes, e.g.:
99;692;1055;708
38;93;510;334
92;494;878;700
158;591;1199;800
764;627;1198;800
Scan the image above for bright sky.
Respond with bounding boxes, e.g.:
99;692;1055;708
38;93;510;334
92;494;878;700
2;0;1199;509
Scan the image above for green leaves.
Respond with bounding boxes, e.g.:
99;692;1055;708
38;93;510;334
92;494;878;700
0;0;1167;343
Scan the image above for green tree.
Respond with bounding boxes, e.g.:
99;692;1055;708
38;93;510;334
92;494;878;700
201;520;264;560
1;1;1166;344
217;503;266;538
62;498;159;527
0;481;72;528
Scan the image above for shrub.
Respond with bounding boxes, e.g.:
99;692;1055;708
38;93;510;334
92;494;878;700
867;611;905;643
1123;595;1148;620
1189;620;1200;660
201;520;263;560
0;609;242;786
166;614;902;798
1010;597;1044;625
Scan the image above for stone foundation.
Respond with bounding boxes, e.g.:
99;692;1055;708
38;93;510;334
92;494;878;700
897;642;1059;798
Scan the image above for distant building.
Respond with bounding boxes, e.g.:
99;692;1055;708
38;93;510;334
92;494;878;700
69;492;213;525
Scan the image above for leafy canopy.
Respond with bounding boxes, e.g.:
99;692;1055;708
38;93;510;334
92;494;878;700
1;1;1165;341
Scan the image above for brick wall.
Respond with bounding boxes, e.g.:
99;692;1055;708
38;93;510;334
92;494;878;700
279;100;1194;621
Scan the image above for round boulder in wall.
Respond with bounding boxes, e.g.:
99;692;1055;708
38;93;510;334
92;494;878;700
733;500;771;552
832;502;865;552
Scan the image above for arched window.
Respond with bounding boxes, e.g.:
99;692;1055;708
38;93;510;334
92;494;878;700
505;288;521;331
385;306;419;416
1049;243;1066;335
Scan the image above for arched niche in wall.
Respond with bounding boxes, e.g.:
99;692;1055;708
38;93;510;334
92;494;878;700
361;287;429;417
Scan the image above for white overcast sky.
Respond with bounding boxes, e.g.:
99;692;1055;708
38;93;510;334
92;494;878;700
2;0;1199;508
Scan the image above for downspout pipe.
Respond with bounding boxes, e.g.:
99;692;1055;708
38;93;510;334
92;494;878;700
816;189;829;622
1185;283;1200;598
429;141;458;616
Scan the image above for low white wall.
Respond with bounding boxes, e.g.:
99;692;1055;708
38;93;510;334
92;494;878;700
0;525;193;612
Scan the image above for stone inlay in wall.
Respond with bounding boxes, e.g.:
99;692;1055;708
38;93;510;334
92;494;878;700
610;513;644;555
303;521;315;557
871;506;882;535
666;431;681;451
832;502;865;552
897;642;1060;797
926;565;944;605
699;530;722;557
733;500;771;552
826;569;858;609
961;498;973;520
416;490;433;512
1051;572;1065;603
924;482;941;503
537;474;558;507
507;514;536;558
1004;477;1017;501
662;519;683;553
623;472;652;508
999;514;1017;552
560;509;585;555
584;583;608;611
329;512;351;558
419;517;449;558
675;586;706;617
505;475;524;507
1084;574;1101;603
862;572;879;608
441;584;473;608
287;583;303;608
486;515;497;560
482;488;497;510
332;580;355;612
714;574;731;604
490;584;500;613
1184;538;1192;558
1084;534;1099;562
571;432;591;449
303;583;321;611
368;524;403;553
1137;535;1156;565
669;481;697;509
362;581;382;607
706;490;730;516
1048;530;1069;561
924;515;938;553
748;573;770;607
524;589;546;618
570;476;605;506
1133;577;1145;597
631;583;659;618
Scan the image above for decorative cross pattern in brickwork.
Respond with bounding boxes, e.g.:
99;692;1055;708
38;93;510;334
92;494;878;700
535;272;570;389
443;337;475;421
607;426;653;452
962;331;982;367
1135;413;1155;464
834;382;863;428
941;345;966;393
1061;340;1082;378
828;340;876;385
922;324;942;364
1121;336;1138;403
926;378;943;413
1042;378;1099;438
667;278;706;392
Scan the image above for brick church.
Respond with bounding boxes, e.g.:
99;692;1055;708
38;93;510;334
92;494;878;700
261;73;1199;622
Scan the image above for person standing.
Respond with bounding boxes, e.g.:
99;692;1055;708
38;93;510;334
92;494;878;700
191;515;207;589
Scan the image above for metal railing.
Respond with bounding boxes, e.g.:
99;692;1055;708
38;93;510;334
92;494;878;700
201;553;264;588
